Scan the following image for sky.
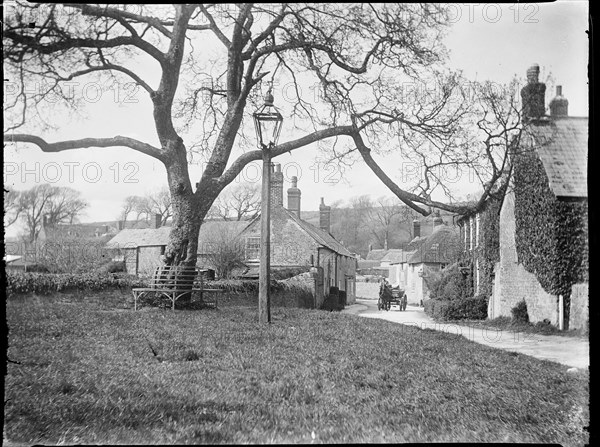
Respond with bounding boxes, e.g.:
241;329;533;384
3;1;590;237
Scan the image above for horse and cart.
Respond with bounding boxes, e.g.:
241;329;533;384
378;281;408;311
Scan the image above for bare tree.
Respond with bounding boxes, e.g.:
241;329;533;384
119;188;172;225
367;196;403;250
200;223;246;279
119;196;138;223
44;187;88;226
17;184;57;243
3;4;519;276
209;182;261;221
143;187;173;225
4;188;22;227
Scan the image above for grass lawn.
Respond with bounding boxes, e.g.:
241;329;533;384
5;293;589;445
445;316;588;338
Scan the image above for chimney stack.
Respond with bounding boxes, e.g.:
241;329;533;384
413;219;421;238
549;85;569;118
520;64;546;120
319;197;331;234
433;215;444;228
270;163;284;208
153;213;161;229
287;176;301;218
117;221;124;231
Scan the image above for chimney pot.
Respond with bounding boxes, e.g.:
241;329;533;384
521;63;546;120
413;219;421;238
287;176;301;218
319;198;331;234
549;85;569;118
153;213;161;229
270;163;284;207
526;64;540;84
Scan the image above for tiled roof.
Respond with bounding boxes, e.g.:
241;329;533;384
408;225;460;264
285;209;354;257
380;249;405;263
528;117;588;198
366;249;388;261
357;259;384;269
105;227;171;248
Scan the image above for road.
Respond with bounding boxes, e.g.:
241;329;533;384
342;298;589;370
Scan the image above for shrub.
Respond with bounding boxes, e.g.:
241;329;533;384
96;261;126;274
444;295;488;320
428;263;471;301
511;299;529;324
424;295;488;320
423;299;450;319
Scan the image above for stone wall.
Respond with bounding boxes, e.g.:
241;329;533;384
243;207;318;267
569;283;589;331
493;187;558;324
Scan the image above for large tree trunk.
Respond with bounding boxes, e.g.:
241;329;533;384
161;139;203;304
160;138;228;304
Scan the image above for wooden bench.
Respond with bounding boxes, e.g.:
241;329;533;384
132;265;224;311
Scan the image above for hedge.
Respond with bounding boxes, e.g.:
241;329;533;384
6;271;148;295
6;271;315;309
424;296;488;320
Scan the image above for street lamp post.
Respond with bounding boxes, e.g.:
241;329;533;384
253;88;283;324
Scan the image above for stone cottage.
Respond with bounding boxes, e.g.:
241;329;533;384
105;215;248;276
239;164;357;307
386;217;460;305
470;64;588;330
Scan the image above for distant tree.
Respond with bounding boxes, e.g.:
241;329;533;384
120;188;172;225
119;196;139;223
17;184;57;243
368;196;403;250
144;187;173;225
200;224;246;279
208;182;261;221
4;187;22;227
44;187;88;226
14;184;89;243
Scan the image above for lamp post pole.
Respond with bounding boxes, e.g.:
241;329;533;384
259;146;272;324
253;86;282;324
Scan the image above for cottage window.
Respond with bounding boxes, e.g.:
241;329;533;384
475;258;480;294
245;237;260;261
469;216;474;250
475;214;480;248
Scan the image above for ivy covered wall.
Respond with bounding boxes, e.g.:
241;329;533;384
458;193;502;300
513;149;588;328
